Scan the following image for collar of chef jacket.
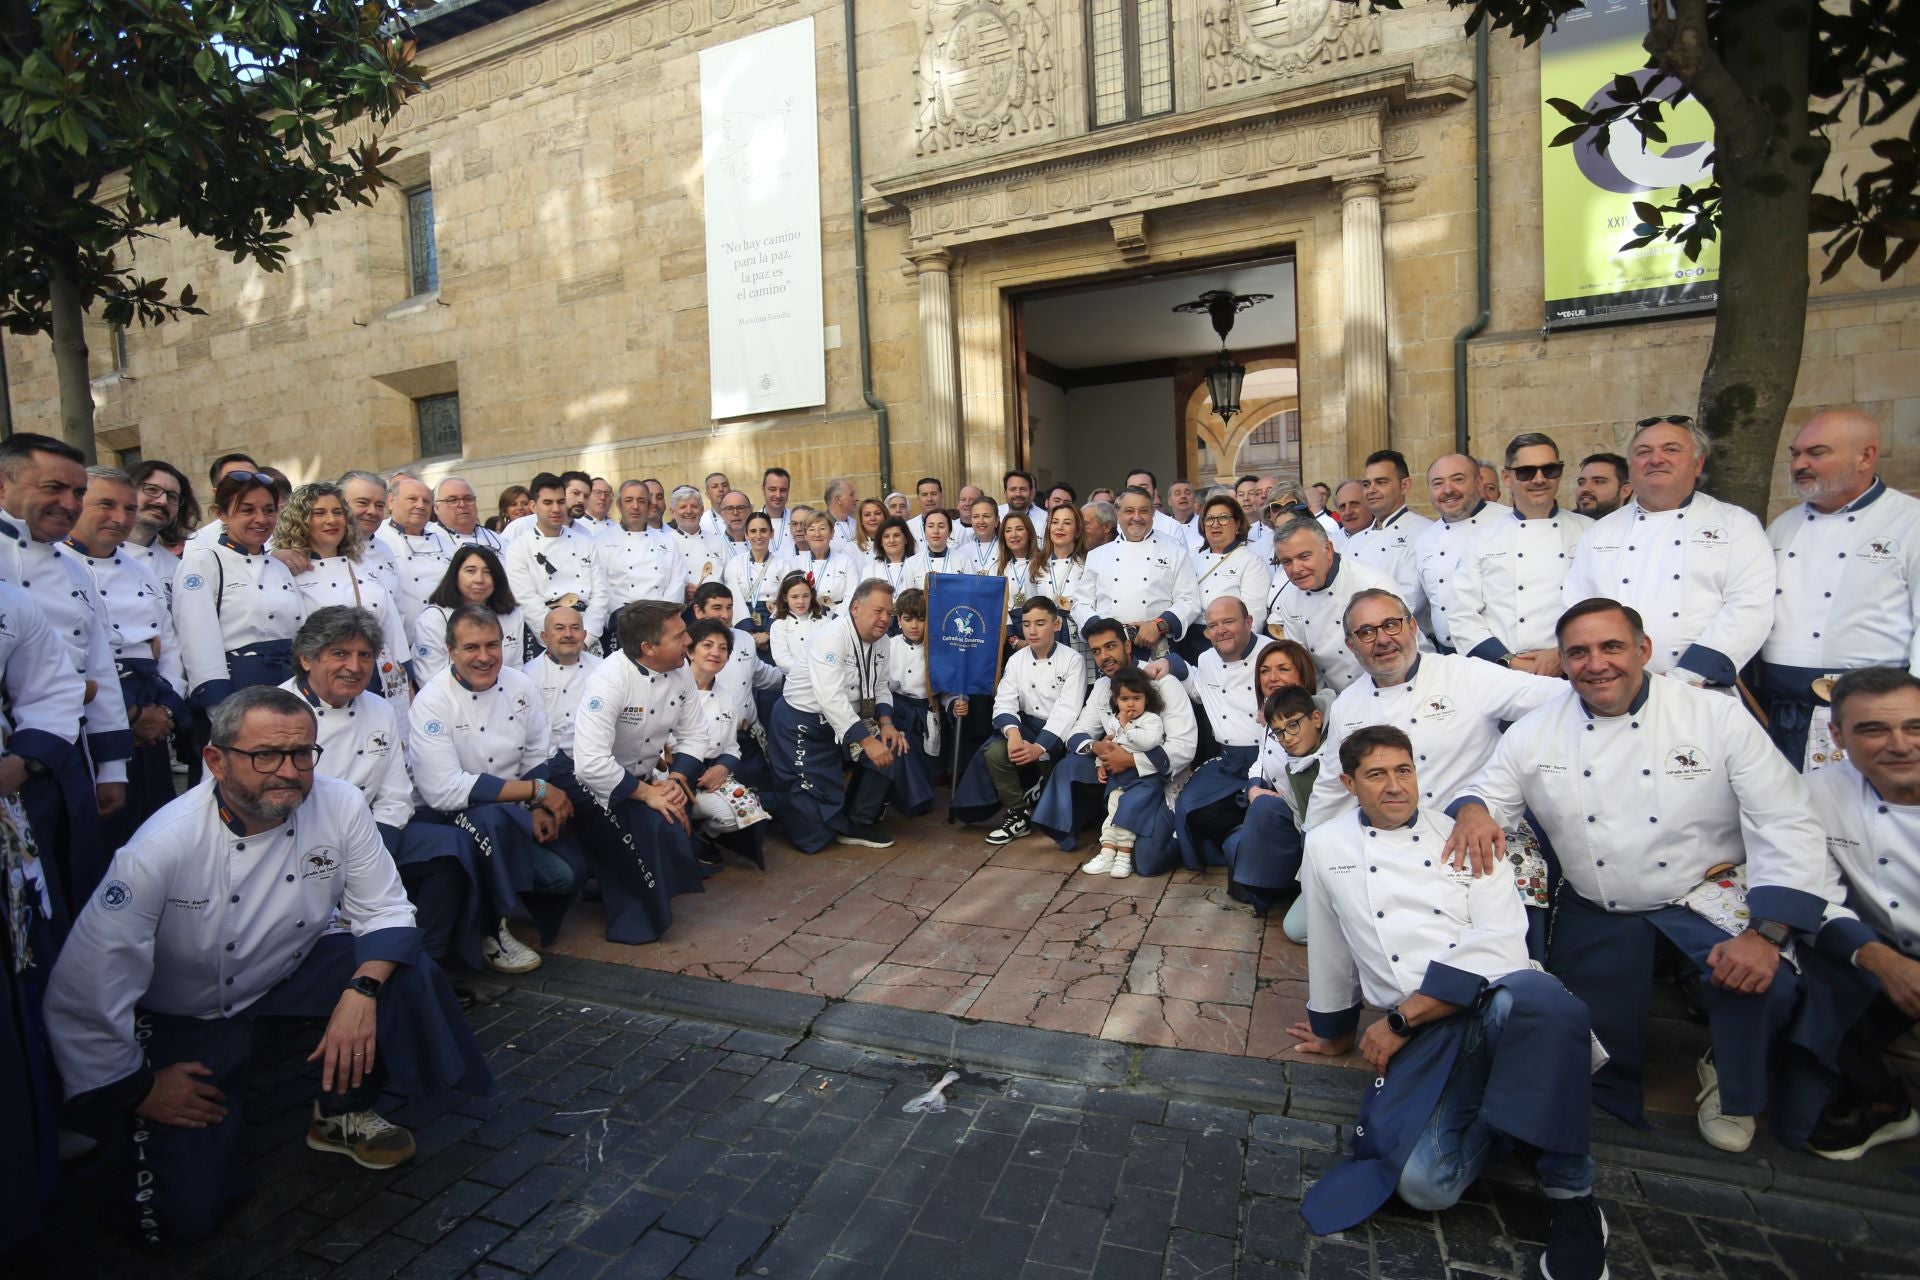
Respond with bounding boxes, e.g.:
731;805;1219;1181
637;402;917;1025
1578;672;1653;719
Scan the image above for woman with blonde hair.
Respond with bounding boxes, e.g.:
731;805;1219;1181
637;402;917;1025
274;483;413;716
851;496;888;565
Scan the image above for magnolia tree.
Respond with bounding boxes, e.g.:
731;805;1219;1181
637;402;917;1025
1375;0;1916;516
0;0;424;459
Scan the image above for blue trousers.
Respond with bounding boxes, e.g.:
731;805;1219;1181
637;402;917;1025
124;934;487;1247
1397;988;1595;1211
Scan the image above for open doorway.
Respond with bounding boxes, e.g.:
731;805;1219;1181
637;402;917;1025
1014;258;1299;494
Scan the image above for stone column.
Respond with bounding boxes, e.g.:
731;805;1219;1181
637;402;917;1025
1340;178;1389;473
908;248;963;489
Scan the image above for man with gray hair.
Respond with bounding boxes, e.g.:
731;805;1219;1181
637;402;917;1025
429;476;502;551
1476;458;1503;504
823;477;859;549
1562;415;1774;690
45;685;489;1243
374;473;456;634
1265;516;1405;693
668;482;727;592
1080;499;1116;550
1413;452;1510;653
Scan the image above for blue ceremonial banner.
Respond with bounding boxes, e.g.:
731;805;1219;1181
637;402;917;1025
926;572;1009;696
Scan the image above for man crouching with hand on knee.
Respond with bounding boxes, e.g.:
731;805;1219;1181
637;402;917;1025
1287;726;1605;1280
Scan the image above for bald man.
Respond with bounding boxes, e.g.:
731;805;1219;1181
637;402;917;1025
1760;409;1920;769
1413;452;1509;652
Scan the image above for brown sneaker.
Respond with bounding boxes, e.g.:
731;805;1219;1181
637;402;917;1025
306;1103;416;1170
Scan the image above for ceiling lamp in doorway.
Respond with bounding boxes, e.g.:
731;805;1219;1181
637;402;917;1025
1173;288;1271;427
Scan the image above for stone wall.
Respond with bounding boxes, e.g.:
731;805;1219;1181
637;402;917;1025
1;0;1913;520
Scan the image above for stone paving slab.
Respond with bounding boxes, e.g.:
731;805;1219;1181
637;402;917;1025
14;984;1919;1280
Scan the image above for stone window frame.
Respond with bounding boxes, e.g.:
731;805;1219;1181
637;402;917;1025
1085;0;1175;129
405;183;439;299
414;390;462;460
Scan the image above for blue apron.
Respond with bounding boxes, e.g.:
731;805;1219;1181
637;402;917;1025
1303;970;1592;1235
382;818;491;971
767;697;855;854
1031;751;1175;869
949;712;1046;824
881;693;936;818
1172;744;1260;870
1222;793;1304;914
109;656;190;846
1753;660;1827;768
14;727;105;935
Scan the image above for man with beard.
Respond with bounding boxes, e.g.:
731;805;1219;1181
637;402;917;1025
1413;452;1509;652
61;466;187;844
643;478;668;531
1264;517;1406;693
374;474;456;635
430;476;503;551
504;472;610;643
1758;408;1920;767
45;686;488;1245
1000;469;1037;521
124;460;193;582
1574;452;1631;518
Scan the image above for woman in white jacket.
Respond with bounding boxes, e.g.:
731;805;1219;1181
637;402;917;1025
273;483;413;721
413;546;528;682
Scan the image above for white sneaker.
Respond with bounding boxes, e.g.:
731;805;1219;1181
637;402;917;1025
1109;850;1134;879
1081;848;1116;875
483;920;541;973
1695;1054;1754;1153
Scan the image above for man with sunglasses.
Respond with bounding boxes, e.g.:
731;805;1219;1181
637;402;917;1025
1759;408;1920;770
1449;432;1593;677
1412;453;1509;653
1563;415;1774;692
44;685;488;1245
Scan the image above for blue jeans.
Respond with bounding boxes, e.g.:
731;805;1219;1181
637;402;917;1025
1396;988;1595;1210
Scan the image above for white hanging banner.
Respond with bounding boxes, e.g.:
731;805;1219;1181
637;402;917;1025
700;16;825;418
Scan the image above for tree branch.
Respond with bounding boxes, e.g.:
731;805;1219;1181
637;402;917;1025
1646;0;1754;147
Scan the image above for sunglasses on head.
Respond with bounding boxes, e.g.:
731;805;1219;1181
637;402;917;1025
1509;463;1565;482
1635;414;1694;428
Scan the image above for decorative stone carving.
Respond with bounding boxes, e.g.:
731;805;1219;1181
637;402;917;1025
913;0;1058;157
1111;213;1149;260
1202;0;1382;90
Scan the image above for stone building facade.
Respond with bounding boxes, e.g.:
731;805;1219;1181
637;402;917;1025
2;0;1915;516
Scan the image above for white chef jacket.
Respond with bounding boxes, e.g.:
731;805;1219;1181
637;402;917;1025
572;653;712;804
504;524;611;638
408;666;552;813
60;540;184;700
1192;542;1272;629
1455;676;1831;927
1264;553;1407;694
290;555;413;712
44;775;416;1096
599;527;689;609
571;515;616;545
1187;634;1274;747
500;512;538;545
0;580;84;753
1174;513;1205;555
991;642;1087;752
794;552;862;614
1085;532;1202;638
715;624;783;714
1562;491;1774;685
771;614;824;673
121;539;180;607
1347;507;1435;633
1413;501;1510;651
281;679;414;828
1306;653;1561;827
866;556;924;598
952;539;1001;577
1448;505;1592;660
725;552;794;624
1033;556;1095;632
889;634;930;701
781;614;892;745
763;509;798;559
1067;668;1199;778
913;547;963;582
185;520;225;549
1304;807;1531;1031
372;522;455;633
522;649;603;755
700;508;728;540
0;521;131;781
410;603;527;685
173;538;304;702
1764;480;1920;673
431;522;504;552
1807;758;1920;957
672;525;729;590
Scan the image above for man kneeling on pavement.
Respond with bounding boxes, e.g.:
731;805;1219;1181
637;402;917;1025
1289;725;1605;1280
43;686;489;1246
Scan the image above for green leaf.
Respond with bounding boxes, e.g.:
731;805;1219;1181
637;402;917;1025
1632;201;1664;227
1545;97;1589;123
1549;123;1588;148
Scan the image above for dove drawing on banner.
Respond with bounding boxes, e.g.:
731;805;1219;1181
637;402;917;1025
714;98;793;187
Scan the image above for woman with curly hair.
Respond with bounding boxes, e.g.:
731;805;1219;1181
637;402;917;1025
274;482;414;715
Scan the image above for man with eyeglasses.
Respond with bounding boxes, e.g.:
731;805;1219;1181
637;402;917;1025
44;685;489;1245
1758;408;1920;770
1449;432;1593;678
429;477;503;551
1172;596;1275;873
716;490;756;560
1264;516;1404;693
1563;415;1774;691
1413;453;1509;654
125;460;193;581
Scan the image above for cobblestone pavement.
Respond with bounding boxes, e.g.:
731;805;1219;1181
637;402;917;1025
12;982;1919;1280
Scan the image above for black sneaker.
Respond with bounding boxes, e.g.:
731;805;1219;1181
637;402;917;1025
1539;1195;1608;1280
1807;1100;1920;1161
986;813;1031;845
835;824;895;849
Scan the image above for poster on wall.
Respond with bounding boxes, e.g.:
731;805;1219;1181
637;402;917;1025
1540;1;1720;328
700;16;825;417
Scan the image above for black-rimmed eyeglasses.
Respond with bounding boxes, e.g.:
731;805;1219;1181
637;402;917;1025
218;744;324;773
1348;616;1411;643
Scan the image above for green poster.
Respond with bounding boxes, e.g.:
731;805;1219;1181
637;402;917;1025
1541;1;1719;328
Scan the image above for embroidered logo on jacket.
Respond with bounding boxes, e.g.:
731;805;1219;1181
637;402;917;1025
302;849;341;879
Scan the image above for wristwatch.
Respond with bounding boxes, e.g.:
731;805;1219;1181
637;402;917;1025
1386;1008;1415;1038
347;975;384;999
1752;919;1792;947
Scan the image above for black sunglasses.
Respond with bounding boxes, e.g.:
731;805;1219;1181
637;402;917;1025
1509;463;1565;482
1635;414;1694;428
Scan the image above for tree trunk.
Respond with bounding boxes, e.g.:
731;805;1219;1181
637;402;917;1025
46;243;97;463
1664;0;1822;520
